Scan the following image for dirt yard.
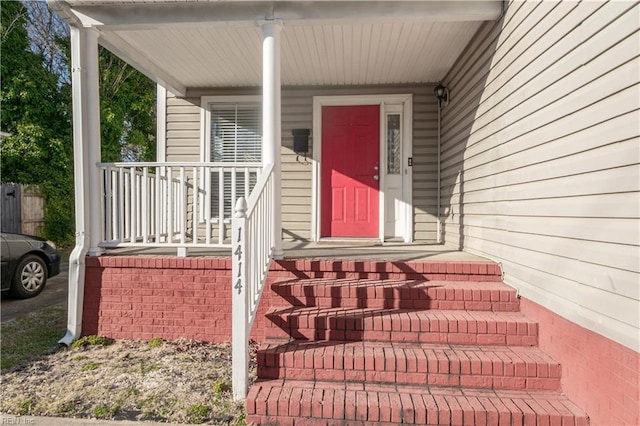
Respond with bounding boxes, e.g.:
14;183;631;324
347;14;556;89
0;336;257;425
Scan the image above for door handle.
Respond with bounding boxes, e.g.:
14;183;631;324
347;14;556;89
373;175;379;180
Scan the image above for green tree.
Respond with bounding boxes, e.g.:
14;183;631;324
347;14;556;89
1;2;156;247
1;1;74;246
99;49;156;163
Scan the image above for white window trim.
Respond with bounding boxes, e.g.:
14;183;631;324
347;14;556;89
200;95;262;162
311;94;413;243
198;95;262;226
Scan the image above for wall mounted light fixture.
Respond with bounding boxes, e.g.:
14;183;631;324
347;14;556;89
434;83;450;108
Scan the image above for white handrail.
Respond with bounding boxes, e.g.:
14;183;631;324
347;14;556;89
98;162;261;251
231;163;275;400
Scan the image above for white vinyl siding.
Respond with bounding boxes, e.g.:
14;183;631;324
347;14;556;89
166;93;201;161
440;1;640;350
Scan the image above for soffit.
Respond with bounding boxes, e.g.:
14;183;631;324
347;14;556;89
108;21;481;88
52;1;498;91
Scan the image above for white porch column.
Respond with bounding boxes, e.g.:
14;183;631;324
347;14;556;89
261;21;283;258
85;29;104;256
60;26;102;346
156;84;167;162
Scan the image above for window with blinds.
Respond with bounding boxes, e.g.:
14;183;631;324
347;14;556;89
210;103;262;163
209;102;262;219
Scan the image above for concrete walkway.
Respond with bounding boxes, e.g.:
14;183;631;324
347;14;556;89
0;415;193;425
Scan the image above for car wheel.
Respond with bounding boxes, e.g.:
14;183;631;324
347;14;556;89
9;255;47;299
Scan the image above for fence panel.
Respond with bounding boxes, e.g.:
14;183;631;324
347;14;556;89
1;184;21;233
20;186;45;235
1;184;45;235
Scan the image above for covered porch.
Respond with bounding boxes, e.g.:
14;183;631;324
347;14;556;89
51;0;503;399
52;0;503;256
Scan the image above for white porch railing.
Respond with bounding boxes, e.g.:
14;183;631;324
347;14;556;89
231;163;275;399
99;161;276;398
98;162;262;249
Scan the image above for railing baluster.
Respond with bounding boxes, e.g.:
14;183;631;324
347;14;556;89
130;167;136;243
192;166;198;244
103;167;111;242
205;165;211;245
142;167;148;243
137;172;142;241
110;169;115;241
180;167;186;244
167;166;173;243
218;167;224;245
164;169;168;241
155;166;161;243
118;167;124;244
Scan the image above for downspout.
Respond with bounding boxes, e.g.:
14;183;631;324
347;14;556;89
437;99;442;244
59;26;101;346
59;237;89;346
434;83;449;244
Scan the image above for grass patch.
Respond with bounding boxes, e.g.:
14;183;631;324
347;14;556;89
139;361;161;375
17;398;34;415
94;403;120;419
71;335;114;349
211;379;231;397
82;361;101;371
147;337;163;348
187;403;211;424
0;305;66;370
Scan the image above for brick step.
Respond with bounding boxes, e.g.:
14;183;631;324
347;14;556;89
270;259;503;282
257;341;561;391
246;380;589;426
270;278;519;311
265;307;538;346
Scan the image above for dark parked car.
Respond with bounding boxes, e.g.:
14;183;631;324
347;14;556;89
1;232;61;299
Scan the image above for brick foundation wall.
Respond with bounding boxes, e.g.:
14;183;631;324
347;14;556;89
520;298;640;426
83;256;233;342
83;256;502;344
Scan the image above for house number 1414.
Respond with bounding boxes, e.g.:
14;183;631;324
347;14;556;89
234;228;243;295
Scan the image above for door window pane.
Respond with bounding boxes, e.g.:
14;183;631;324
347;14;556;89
387;114;401;175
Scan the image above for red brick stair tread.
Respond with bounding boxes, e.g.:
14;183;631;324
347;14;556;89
265;306;538;346
246;379;589;425
273;258;502;276
270;278;519;311
257;340;561;391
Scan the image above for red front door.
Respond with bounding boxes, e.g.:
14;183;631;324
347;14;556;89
321;105;380;238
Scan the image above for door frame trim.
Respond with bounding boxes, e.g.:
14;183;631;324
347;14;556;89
311;94;413;242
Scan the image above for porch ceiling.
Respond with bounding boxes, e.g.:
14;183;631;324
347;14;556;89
52;1;501;94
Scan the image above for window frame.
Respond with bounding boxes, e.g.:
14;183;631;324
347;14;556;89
200;95;263;222
200;95;263;164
